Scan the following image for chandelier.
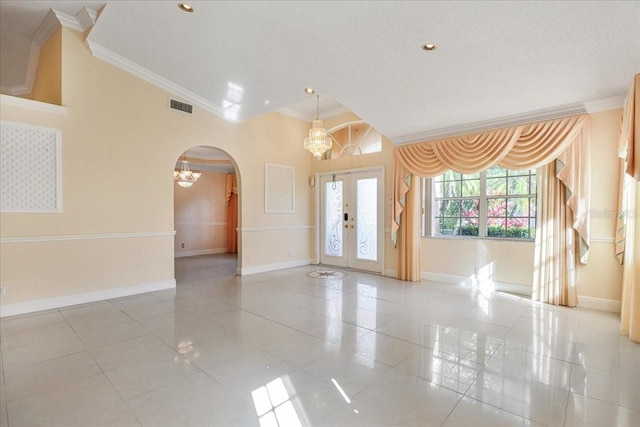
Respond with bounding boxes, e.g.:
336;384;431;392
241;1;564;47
304;95;332;159
174;158;201;188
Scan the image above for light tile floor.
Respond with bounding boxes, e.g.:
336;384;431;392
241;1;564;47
1;254;639;426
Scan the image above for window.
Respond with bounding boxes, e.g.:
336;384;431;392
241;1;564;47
423;165;536;239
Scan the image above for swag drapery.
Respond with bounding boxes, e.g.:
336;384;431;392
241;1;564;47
617;73;640;342
392;114;591;307
225;174;238;254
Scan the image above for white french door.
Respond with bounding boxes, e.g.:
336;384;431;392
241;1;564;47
319;168;383;273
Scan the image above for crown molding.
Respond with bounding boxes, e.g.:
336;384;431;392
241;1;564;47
276;106;310;122
3;8;98;96
75;7;97;32
583;95;626;113
32;9;60;45
50;9;83;32
322;105;351;120
393;104;585;145
86;40;236;123
0;94;68;115
277;105;350;122
4;41;44;96
393;95;627;146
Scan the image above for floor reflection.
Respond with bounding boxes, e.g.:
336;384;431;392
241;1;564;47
251;376;307;427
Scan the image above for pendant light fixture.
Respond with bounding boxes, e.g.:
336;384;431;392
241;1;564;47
304;94;332;159
173;157;201;188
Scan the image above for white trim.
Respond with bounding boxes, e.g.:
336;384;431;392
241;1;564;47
0;95;68;115
0;42;42;96
277;105;350;122
275;107;309;122
86;41;235;122
1;231;176;244
384;269;397;277
0;279;176;318
265;162;295;214
577;296;621;313
420;271;532;296
33;10;60;46
237;258;313;276
590;237;615;243
583;95;626;113
50;9;83;32
393;96;625;146
322;105;351;120
238;225;314;232
175;222;227;226
0;8;95;96
316;165;385;177
175;248;228;258
74;7;97;32
1;121;63;213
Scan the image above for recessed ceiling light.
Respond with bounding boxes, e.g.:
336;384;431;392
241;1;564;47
178;3;194;12
422;44;437;51
304;87;315;95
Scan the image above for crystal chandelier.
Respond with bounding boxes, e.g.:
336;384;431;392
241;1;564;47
173;158;201;188
304;95;332;159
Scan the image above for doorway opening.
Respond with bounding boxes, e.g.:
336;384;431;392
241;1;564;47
173;146;240;280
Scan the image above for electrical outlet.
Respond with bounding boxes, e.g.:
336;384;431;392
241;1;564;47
181;243;185;248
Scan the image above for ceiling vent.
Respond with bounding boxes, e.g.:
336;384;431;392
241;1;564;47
169;98;194;115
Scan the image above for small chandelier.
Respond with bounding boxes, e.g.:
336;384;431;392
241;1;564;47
304;95;332;159
173;158;201;188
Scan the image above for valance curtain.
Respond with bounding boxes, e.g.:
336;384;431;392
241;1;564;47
392;114;591;298
617;73;640;343
225;174;238;254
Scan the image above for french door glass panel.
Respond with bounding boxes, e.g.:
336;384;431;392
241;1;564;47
319;170;383;273
356;178;377;261
324;180;343;257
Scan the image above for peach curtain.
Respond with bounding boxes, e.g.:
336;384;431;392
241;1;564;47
392;114;590;285
532;162;577;306
397;174;421;281
618;73;640;343
225;174;238;254
393;115;589;243
616;74;640;262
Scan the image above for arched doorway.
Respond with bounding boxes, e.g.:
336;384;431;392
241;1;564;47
173;146;240;281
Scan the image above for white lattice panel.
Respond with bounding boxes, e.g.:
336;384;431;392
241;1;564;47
1;122;61;212
265;162;295;213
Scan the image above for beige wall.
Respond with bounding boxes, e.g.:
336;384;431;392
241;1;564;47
0;27;312;309
174;172;229;256
577;109;625;301
422;238;534;286
22;27;62;105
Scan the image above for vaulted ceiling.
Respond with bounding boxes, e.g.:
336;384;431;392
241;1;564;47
1;1;639;144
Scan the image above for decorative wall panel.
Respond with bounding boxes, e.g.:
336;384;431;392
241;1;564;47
265;162;295;213
1;121;62;212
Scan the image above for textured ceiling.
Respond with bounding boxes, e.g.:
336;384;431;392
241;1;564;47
2;1;639;144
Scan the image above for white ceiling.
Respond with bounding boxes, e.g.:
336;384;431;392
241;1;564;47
1;1;639;144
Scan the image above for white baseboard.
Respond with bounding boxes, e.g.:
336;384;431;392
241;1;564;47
577;296;621;313
175;248;227;258
421;271;532;296
238;259;313;276
0;279;176;318
384;269;397;277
